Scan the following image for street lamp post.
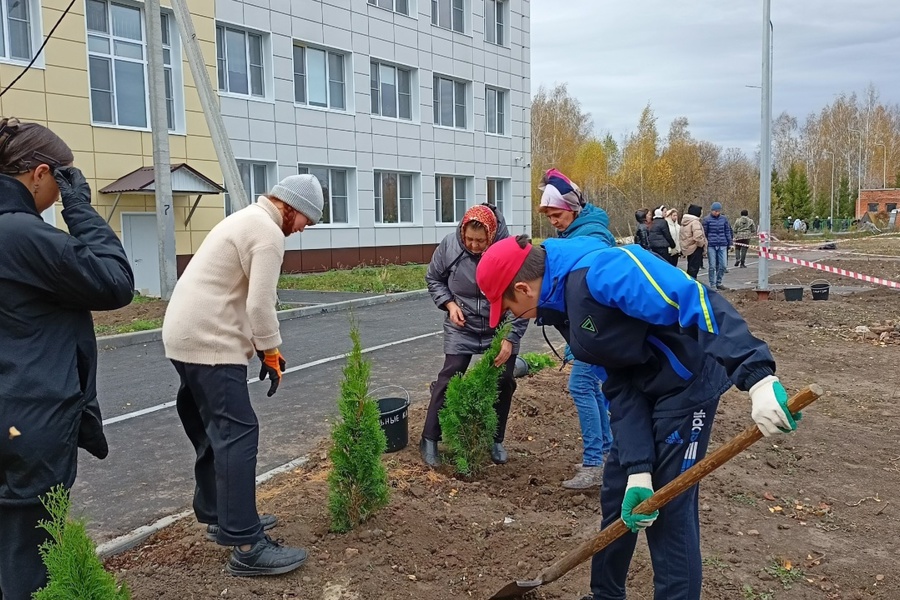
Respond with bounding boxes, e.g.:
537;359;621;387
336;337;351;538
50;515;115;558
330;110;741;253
875;142;886;189
757;0;773;297
823;150;835;231
850;128;863;192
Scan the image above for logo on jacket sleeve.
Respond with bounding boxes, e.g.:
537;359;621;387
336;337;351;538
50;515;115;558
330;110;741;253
665;430;683;445
580;316;597;333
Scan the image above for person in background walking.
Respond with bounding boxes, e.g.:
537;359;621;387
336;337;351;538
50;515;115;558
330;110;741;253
793;217;802;231
665;208;682;266
648;205;677;263
163;174;324;577
634;208;651;249
422;204;528;468
0;118;134;600
733;209;756;269
703;201;733;290
537;168;615;489
680;204;707;279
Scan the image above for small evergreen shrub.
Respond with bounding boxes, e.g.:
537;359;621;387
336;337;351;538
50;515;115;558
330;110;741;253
439;324;511;477
327;320;390;533
33;485;130;600
521;352;556;374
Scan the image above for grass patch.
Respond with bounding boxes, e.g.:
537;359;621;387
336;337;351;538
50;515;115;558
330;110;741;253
95;318;163;337
520;352;556;374
279;264;427;294
130;293;156;304
702;556;731;572
730;493;758;507
742;585;774;600
765;557;804;590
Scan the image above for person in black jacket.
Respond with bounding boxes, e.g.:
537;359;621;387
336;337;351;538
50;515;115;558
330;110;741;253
633;208;651;249
0;118;134;599
648;205;677;263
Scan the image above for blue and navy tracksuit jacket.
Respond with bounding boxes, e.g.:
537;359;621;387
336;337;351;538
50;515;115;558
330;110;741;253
536;237;776;476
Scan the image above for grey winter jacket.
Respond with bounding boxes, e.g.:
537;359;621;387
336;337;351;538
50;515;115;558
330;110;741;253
426;205;528;355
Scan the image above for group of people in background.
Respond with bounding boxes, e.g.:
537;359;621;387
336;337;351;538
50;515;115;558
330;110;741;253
634;201;756;290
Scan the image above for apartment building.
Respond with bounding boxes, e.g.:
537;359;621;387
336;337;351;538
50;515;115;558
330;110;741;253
0;0;225;296
216;0;532;271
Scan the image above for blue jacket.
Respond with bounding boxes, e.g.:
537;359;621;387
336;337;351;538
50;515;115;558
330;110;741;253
558;203;614;379
536;238;775;476
703;213;733;248
558;204;616;247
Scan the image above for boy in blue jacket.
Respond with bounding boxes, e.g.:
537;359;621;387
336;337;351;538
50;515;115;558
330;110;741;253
476;235;799;600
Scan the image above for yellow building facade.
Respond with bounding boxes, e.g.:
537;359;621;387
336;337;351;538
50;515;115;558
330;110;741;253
0;0;225;287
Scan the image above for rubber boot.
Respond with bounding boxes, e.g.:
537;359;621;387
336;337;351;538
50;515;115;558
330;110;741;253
420;437;440;467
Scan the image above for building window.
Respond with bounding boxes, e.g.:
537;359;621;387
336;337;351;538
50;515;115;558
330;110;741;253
87;1;181;131
298;165;349;224
225;161;270;216
867;203;879;213
433;76;467;129
435;175;469;223
367;0;409;16
431;0;464;33
371;62;412;120
293;44;346;110
0;0;36;61
887;203;898;213
487;178;506;215
375;171;414;224
485;87;506;135
216;24;265;97
485;0;506;46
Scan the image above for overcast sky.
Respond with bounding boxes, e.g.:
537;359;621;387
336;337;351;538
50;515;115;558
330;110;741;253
530;1;900;154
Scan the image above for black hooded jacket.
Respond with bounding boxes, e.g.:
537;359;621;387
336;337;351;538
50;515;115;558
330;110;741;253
0;174;134;505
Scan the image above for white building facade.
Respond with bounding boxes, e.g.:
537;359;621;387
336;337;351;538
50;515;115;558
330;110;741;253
215;0;531;270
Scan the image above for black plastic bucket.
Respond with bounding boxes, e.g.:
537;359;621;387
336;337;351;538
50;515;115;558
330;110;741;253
810;279;830;301
373;386;409;453
784;286;803;302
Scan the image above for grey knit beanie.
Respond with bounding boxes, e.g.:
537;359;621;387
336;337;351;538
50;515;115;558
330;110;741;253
272;174;324;224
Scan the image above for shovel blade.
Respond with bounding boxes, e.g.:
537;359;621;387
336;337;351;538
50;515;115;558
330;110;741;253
488;578;543;599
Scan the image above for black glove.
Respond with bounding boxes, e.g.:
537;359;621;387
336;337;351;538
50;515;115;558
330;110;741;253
257;350;286;397
53;166;91;208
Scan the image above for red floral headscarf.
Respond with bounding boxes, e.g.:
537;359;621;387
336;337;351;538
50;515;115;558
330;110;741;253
460;205;499;245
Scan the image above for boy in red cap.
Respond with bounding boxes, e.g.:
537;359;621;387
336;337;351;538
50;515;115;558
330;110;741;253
475;234;800;600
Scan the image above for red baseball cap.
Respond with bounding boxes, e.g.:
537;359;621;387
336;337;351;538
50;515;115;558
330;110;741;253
476;236;532;328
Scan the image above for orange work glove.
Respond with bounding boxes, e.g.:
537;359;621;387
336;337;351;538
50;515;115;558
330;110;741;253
256;349;286;397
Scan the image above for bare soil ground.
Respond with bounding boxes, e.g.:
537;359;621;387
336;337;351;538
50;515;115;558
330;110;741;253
770;258;900;288
107;288;900;599
92;298;167;331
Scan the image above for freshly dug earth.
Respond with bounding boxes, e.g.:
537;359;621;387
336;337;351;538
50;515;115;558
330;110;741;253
108;289;900;599
92;298;167;332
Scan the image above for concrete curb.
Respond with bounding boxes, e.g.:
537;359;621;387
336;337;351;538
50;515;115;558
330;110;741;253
96;289;430;349
96;456;310;558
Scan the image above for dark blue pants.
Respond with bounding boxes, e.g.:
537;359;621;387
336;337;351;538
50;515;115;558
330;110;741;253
0;502;52;600
589;400;719;600
173;361;263;546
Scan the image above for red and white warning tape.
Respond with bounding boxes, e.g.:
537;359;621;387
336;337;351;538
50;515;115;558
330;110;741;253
757;248;900;290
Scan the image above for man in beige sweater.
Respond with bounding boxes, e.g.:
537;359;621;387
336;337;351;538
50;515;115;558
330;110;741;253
163;174;323;577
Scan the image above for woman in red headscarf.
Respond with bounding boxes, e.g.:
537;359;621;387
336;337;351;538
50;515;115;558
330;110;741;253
422;204;528;467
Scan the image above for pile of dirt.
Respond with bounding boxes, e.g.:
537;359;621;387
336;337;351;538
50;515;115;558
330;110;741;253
92;299;167;331
107;290;900;599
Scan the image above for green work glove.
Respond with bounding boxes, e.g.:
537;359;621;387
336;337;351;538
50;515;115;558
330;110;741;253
621;472;658;533
749;375;802;437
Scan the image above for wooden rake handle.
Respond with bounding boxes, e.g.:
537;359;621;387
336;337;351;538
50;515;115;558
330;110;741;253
537;384;823;585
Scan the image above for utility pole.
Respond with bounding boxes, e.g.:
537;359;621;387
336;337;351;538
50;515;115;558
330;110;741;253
875;141;886;188
850;128;863;193
757;0;773;296
824;150;834;231
145;0;177;300
170;0;249;211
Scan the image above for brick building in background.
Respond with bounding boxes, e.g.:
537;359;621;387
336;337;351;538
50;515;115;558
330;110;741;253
857;188;900;218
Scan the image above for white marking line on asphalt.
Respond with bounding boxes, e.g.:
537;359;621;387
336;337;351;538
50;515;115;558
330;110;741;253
95;455;311;558
102;331;443;427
